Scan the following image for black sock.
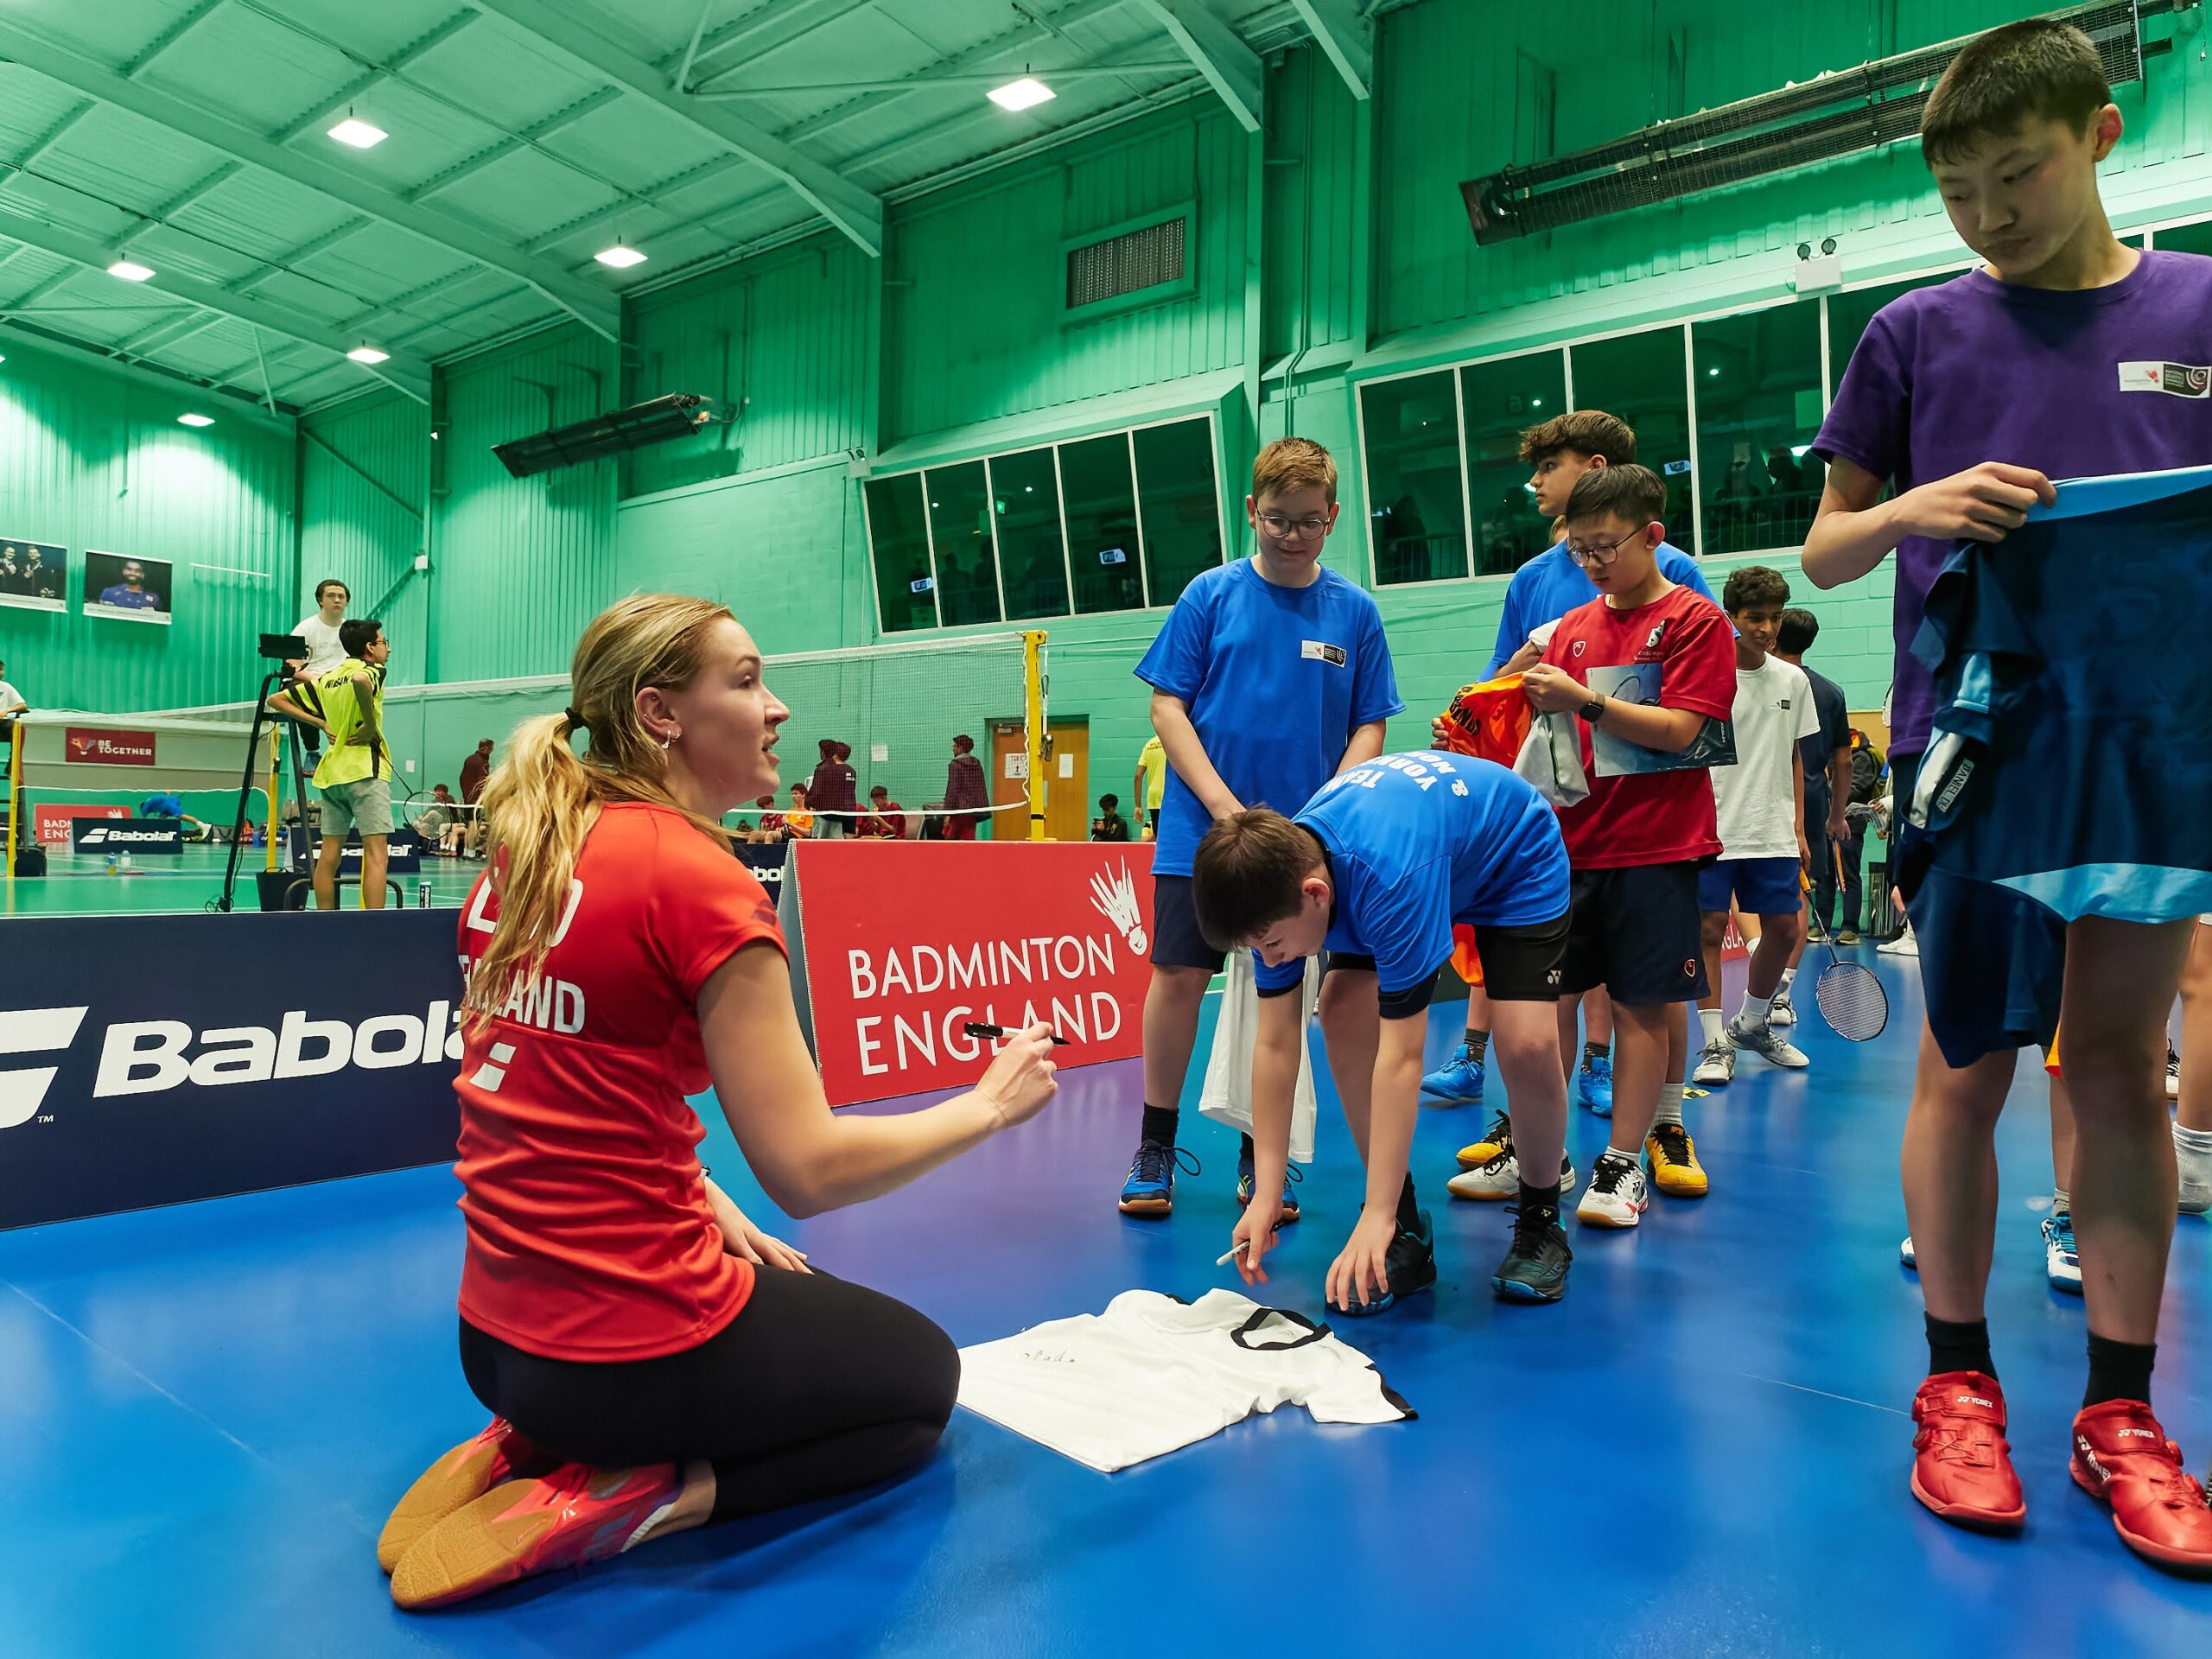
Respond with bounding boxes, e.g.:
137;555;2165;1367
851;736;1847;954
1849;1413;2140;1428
2084;1332;2156;1408
1517;1178;1561;1217
1239;1132;1255;1161
1396;1174;1421;1231
1925;1313;1995;1380
1581;1039;1608;1069
1465;1028;1491;1064
1140;1103;1178;1147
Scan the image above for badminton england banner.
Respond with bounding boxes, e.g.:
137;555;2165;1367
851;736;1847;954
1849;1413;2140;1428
0;909;465;1230
785;841;1154;1106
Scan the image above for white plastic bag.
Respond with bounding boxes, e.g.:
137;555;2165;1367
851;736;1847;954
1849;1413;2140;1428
1198;950;1321;1166
1512;709;1590;808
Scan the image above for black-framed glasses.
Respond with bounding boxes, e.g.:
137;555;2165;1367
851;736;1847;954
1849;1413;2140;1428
1565;531;1643;568
1257;511;1332;541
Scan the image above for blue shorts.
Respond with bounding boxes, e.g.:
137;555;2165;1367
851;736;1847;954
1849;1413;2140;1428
1698;856;1802;917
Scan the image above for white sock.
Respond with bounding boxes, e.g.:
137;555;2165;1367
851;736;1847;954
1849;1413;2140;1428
1741;991;1774;1025
1777;968;1797;995
1699;1007;1726;1045
1651;1081;1686;1128
2175;1122;2212;1157
2051;1185;2070;1217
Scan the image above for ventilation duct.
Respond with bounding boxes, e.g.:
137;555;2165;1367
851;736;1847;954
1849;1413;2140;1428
1462;0;2190;245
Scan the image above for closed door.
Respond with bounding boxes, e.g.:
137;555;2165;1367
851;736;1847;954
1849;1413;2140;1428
988;719;1090;841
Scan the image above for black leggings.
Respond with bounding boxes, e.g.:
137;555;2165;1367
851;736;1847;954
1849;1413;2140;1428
460;1268;959;1526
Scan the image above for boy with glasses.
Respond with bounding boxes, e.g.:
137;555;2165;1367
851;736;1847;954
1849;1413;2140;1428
1120;438;1403;1224
1522;465;1736;1229
1427;410;1717;1145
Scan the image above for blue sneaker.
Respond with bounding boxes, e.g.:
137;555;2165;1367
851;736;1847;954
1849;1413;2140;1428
2042;1211;2082;1294
1118;1141;1198;1217
1235;1154;1302;1224
1420;1042;1485;1107
1578;1054;1614;1117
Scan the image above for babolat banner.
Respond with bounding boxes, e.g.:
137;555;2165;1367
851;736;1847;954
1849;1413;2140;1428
71;818;183;856
0;910;465;1229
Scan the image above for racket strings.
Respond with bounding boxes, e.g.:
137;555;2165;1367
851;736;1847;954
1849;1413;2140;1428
1815;960;1889;1041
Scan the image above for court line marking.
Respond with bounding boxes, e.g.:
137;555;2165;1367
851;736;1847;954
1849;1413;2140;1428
1738;1371;1909;1417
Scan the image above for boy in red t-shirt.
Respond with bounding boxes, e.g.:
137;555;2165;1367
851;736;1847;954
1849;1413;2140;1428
1524;465;1736;1229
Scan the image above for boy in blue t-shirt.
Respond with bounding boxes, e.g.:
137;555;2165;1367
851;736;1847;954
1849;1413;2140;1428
1805;19;2212;1568
1122;438;1404;1220
1424;409;1716;1133
1192;754;1574;1307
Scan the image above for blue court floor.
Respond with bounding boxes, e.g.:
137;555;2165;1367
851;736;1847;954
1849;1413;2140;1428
3;958;2208;1656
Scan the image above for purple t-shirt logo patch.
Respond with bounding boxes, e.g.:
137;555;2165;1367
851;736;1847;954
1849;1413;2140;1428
2118;359;2210;397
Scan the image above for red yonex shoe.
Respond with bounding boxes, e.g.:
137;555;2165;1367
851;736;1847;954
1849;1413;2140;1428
378;1417;554;1573
1910;1371;2026;1530
391;1460;684;1610
2070;1401;2212;1574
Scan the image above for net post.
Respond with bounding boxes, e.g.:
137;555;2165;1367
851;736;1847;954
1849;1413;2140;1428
1022;629;1047;842
264;725;281;873
3;719;18;882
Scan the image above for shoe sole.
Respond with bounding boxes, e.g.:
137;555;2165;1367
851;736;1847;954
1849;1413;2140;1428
1448;1183;1511;1202
1492;1274;1566;1303
2180;1194;2212;1216
1649;1175;1709;1199
1910;1469;2026;1533
1693;1067;1733;1086
2048;1271;2083;1296
1420;1091;1482;1108
1117;1196;1173;1217
379;1440;526;1574
2071;1464;2212;1573
1575;1201;1647;1230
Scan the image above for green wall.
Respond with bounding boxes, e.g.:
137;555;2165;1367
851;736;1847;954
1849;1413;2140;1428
0;339;296;714
80;0;2212;804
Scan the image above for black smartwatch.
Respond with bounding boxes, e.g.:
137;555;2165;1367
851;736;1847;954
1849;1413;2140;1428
1580;694;1606;723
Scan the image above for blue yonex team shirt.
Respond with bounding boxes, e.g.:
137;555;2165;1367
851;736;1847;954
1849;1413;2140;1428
1137;558;1403;878
1486;540;1713;677
1281;751;1571;1009
1908;465;2212;927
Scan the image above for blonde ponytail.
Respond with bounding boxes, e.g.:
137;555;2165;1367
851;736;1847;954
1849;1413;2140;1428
464;594;741;1025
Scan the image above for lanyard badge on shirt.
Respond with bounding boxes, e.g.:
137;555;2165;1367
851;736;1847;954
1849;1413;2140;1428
1300;640;1347;667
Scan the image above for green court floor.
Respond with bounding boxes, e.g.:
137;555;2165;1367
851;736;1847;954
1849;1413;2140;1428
0;846;482;918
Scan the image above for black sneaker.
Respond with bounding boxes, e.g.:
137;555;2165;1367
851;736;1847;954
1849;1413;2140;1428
1493;1199;1573;1303
1333;1210;1435;1318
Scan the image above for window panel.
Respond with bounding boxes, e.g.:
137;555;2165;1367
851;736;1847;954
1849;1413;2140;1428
865;474;937;633
2152;219;2212;257
988;448;1070;620
925;461;1002;627
1569;327;1694;550
1692;304;1825;555
1059;433;1147;614
1461;352;1567;578
1361;371;1468;585
1134;419;1224;607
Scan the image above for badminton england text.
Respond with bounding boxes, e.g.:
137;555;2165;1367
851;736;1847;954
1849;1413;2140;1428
845;931;1124;1077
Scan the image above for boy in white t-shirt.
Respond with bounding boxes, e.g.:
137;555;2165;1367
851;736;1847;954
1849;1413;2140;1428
1694;566;1820;1084
295;577;350;677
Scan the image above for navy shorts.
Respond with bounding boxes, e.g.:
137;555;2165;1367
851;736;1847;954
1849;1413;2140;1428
1559;861;1708;1006
1698;855;1802;917
1894;749;2065;1068
1150;874;1224;973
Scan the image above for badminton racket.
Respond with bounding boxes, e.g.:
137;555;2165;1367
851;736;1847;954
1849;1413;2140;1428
1808;848;1889;1041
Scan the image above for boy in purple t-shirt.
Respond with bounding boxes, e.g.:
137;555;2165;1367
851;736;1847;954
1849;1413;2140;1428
1806;20;2212;1571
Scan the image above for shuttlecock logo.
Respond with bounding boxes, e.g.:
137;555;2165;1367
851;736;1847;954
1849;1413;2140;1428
0;1006;90;1128
1090;862;1147;956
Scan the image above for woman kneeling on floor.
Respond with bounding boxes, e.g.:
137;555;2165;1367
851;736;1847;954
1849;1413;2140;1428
381;593;1059;1610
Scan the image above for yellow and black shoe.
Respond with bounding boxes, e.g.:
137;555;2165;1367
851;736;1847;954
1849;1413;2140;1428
1643;1122;1709;1198
1455;1109;1514;1171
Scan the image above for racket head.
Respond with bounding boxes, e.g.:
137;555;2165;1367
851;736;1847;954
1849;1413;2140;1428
1815;960;1889;1041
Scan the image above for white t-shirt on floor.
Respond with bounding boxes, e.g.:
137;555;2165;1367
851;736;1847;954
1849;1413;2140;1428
294;614;346;677
957;1288;1412;1472
1713;654;1819;861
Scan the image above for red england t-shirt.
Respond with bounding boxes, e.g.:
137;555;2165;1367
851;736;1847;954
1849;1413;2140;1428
1541;583;1736;870
453;802;785;1361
